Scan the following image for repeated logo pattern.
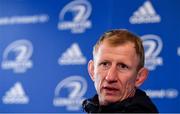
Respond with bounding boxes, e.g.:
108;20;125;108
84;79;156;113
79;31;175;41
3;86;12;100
58;0;92;33
1;39;33;73
53;76;87;110
2;82;29;104
58;43;87;65
141;34;163;70
129;1;161;24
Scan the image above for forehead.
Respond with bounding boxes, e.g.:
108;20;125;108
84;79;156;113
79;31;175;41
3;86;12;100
94;41;139;64
99;40;136;54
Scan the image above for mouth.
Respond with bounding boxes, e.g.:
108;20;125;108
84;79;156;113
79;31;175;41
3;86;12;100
102;86;119;95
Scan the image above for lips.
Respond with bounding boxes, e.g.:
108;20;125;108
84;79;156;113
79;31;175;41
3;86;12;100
102;86;119;94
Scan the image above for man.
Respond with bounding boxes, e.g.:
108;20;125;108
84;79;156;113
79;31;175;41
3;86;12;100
82;29;158;113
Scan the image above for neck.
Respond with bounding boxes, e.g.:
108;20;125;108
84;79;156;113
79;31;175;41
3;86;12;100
128;87;136;98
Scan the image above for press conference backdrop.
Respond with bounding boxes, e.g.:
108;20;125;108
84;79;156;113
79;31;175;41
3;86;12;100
0;0;179;113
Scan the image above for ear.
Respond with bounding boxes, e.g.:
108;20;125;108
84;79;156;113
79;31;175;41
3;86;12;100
88;60;95;81
135;67;149;87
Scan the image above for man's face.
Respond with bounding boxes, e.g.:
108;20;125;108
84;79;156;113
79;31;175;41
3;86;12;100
88;41;146;105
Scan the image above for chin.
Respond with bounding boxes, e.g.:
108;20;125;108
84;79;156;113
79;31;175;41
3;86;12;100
102;95;119;105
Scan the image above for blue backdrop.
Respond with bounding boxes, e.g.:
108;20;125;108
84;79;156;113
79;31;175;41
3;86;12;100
0;0;180;113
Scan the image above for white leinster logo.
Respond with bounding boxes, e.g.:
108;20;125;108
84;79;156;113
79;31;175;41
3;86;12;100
53;76;87;111
1;39;33;73
141;34;163;70
58;0;92;33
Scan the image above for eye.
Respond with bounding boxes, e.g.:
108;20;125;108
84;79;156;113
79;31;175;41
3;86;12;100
99;61;110;69
118;63;129;70
100;62;109;66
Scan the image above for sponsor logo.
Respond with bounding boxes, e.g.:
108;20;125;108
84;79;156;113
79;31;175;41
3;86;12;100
58;43;86;65
145;89;179;99
2;82;29;104
58;0;92;33
1;39;33;73
0;14;49;25
129;1;161;24
53;76;87;111
141;34;163;70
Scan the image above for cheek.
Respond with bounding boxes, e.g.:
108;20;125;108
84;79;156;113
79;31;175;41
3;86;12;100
126;79;136;89
94;71;106;92
120;74;137;88
95;68;106;81
94;76;101;94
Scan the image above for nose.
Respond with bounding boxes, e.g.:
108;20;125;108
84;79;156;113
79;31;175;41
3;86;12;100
105;65;118;83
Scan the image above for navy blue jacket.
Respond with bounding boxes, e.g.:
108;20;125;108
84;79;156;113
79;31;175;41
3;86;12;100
82;89;158;113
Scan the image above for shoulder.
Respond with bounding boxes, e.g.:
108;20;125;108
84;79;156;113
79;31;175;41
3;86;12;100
125;89;158;113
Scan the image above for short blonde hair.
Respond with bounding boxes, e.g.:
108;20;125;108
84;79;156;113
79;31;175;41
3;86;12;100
93;29;144;70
